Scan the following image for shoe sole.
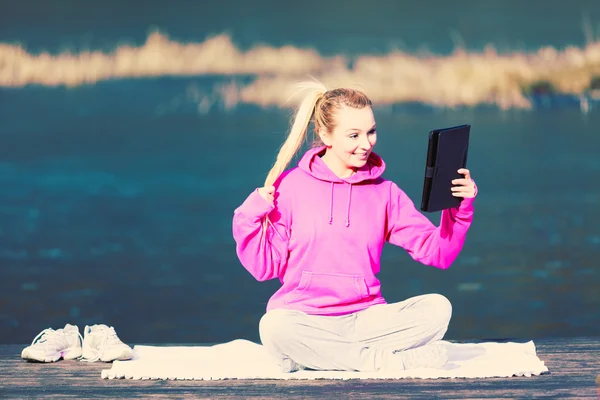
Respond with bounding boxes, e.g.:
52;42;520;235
22;346;82;363
81;351;133;362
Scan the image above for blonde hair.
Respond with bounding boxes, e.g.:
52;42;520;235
264;81;373;188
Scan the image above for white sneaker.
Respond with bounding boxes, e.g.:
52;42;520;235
81;324;133;362
21;324;83;362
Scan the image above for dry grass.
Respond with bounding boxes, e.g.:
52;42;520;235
2;32;600;109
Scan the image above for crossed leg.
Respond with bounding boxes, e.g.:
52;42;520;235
259;294;452;372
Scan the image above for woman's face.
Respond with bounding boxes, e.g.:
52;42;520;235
320;105;377;171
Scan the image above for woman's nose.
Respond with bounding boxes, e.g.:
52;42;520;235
359;136;372;149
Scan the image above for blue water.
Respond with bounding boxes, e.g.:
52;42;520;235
1;1;599;345
3;0;600;54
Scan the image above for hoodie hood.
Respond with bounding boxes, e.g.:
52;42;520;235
298;145;386;183
297;146;386;226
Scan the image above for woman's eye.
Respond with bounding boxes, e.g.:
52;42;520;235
349;134;358;139
368;129;376;135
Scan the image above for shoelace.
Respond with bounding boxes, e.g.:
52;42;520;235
30;327;83;350
80;326;121;362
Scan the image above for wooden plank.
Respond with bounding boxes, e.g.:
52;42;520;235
1;337;599;399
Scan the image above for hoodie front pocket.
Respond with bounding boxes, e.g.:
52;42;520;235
285;271;370;309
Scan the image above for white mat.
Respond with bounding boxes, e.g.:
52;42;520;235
101;339;549;380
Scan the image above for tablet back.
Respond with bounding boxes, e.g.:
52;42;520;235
420;125;470;212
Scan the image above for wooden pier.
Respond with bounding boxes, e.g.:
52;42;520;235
1;337;599;399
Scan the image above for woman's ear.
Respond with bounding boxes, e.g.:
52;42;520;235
318;129;332;147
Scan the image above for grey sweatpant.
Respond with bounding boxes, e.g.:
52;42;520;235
259;293;452;372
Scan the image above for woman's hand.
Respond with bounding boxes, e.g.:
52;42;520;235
258;186;276;205
451;168;476;198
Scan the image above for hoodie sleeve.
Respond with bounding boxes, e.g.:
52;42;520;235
386;181;476;270
232;188;289;281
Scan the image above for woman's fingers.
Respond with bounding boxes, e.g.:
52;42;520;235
258;185;276;205
451;188;472;194
452;190;475;198
451;187;471;193
457;168;471;180
451;186;476;198
451;178;471;186
452;169;476;198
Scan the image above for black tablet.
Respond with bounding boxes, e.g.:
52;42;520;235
420;124;470;212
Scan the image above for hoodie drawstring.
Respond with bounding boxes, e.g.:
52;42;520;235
328;182;334;224
346;183;352;227
328;182;353;227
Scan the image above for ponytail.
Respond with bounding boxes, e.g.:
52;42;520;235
264;81;327;187
261;81;326;233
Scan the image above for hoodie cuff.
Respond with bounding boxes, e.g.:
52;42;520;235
235;188;275;224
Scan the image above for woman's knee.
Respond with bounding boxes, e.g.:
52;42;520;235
259;309;298;350
426;293;452;327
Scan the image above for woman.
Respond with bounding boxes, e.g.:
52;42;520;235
232;82;477;373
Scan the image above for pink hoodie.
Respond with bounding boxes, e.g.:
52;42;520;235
232;146;476;316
